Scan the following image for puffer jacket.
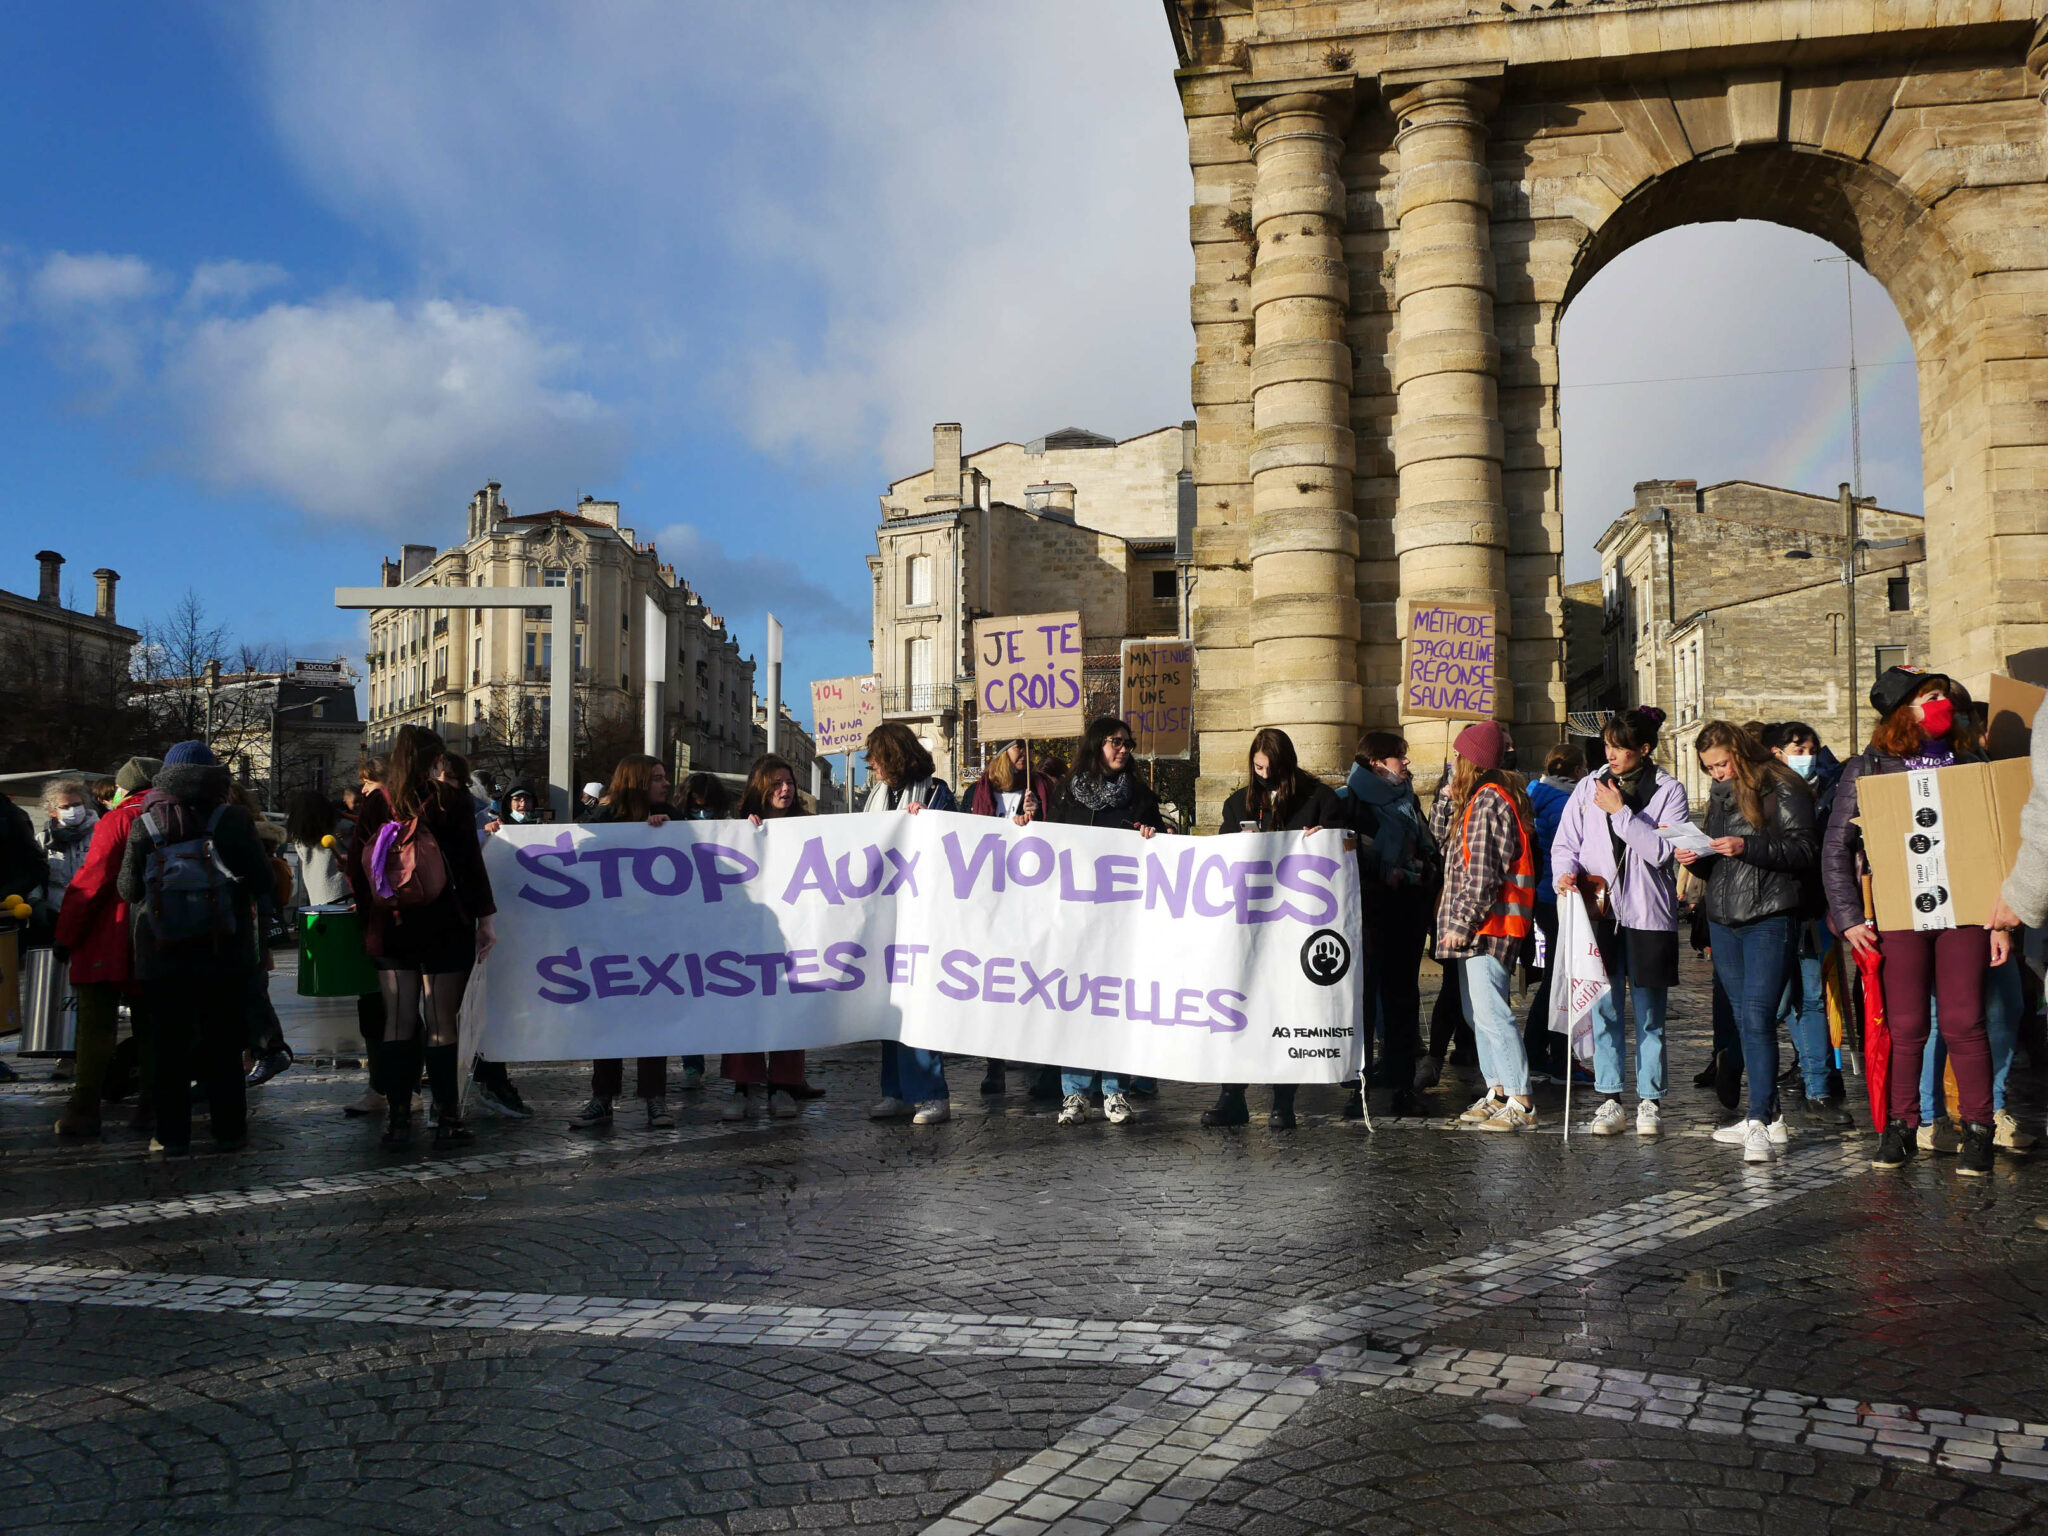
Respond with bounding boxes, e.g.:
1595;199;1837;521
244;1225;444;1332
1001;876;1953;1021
1698;772;1818;927
54;797;149;986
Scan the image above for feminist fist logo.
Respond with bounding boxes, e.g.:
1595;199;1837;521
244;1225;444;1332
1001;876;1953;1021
1300;929;1352;987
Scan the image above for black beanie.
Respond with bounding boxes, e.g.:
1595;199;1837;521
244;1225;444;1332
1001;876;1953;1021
1870;664;1950;720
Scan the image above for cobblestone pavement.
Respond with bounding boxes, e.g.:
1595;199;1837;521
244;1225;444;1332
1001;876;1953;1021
2;953;2046;1534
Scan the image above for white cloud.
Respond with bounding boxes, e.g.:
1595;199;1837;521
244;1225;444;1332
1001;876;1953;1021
185;259;289;308
649;521;868;638
32;251;162;308
165;294;625;525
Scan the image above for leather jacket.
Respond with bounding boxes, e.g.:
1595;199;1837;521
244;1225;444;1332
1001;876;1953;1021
1698;773;1817;927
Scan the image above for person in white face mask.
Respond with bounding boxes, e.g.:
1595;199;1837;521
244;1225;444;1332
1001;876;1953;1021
1761;722;1847;1123
38;778;98;911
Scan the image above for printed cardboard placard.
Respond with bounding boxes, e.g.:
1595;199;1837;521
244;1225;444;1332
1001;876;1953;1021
811;674;882;757
1120;639;1193;759
972;611;1084;739
1857;758;2033;930
1402;602;1497;720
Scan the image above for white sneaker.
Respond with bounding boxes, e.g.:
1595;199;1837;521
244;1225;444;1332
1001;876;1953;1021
1711;1119;1750;1144
1636;1100;1662;1138
768;1088;800;1119
1415;1054;1442;1091
1058;1093;1090;1126
1459;1090;1505;1124
1743;1120;1774;1163
1589;1098;1627;1137
1994;1109;2038;1151
1103;1092;1134;1125
911;1098;950;1125
1477;1099;1538;1132
1918;1118;1960;1154
869;1096;912;1120
1766;1116;1791;1145
721;1085;755;1122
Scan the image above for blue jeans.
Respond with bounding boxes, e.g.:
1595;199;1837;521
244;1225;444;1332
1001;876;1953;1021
1919;953;2021;1120
1709;915;1793;1123
1776;920;1835;1098
1591;940;1667;1101
880;1042;948;1102
1459;953;1528;1098
1061;1070;1126;1097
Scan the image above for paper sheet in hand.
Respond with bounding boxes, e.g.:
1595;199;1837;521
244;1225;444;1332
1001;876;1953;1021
1655;822;1717;857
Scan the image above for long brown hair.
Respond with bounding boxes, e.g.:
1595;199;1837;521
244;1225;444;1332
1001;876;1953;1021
865;722;933;789
383;725;445;818
1869;677;1981;759
1443;755;1536;851
1695;719;1807;829
604;752;663;822
738;754;806;820
1245;726;1309;825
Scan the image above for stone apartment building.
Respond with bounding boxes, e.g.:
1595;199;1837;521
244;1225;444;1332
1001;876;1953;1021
0;551;137;771
1585;478;1926;804
867;423;1194;785
136;660;365;808
364;484;756;781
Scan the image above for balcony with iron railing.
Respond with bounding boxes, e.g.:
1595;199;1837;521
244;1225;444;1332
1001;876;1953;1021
882;682;957;716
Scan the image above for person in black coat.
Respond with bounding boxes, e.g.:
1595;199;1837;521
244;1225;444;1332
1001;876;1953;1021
1205;727;1344;1130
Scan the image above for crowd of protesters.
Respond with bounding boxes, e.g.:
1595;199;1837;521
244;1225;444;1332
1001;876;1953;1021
6;662;2044;1183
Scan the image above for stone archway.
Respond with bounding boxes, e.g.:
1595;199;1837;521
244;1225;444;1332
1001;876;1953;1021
1167;2;2048;823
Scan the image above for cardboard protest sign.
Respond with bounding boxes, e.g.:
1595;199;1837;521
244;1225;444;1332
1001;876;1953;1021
1402;602;1497;720
1986;674;2044;761
810;674;882;757
464;818;1363;1083
972;611;1084;739
1120;639;1193;758
1856;758;2033;930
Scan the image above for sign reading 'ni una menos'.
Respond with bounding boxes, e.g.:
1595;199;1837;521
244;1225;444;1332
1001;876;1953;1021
810;674;881;757
972;611;1085;739
1120;639;1193;758
1402;602;1497;719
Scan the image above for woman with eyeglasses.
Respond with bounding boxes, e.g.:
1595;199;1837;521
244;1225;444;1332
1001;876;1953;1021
1045;718;1164;1127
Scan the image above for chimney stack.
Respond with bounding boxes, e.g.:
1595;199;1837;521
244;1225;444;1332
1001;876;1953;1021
930;423;963;508
92;568;119;622
34;550;63;607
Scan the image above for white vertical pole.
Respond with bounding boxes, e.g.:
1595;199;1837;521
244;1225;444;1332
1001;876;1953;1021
765;612;783;758
643;594;665;758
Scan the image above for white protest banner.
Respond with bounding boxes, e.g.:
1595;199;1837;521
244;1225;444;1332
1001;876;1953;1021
1548;891;1606;1066
810;674;882;757
972;611;1085;740
466;815;1362;1083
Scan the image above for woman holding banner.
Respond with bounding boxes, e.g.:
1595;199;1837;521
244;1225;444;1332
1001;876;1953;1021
1820;669;2006;1175
1427;722;1541;1132
863;723;958;1126
966;740;1060;1098
1203;728;1343;1129
570;754;685;1132
718;754;811;1122
1047;718;1163;1127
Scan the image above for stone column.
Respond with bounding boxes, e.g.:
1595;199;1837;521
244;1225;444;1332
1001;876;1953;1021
1387;71;1507;754
1245;86;1359;778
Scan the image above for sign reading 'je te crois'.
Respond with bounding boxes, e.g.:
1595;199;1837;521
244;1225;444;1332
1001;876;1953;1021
972;611;1085;739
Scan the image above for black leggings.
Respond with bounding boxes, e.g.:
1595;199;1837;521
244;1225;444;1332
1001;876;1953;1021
375;966;471;1117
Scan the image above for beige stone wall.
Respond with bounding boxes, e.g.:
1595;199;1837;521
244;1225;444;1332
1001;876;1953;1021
1170;0;2048;827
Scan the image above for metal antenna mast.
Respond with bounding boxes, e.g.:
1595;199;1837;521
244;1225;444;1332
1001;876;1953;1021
1818;255;1863;498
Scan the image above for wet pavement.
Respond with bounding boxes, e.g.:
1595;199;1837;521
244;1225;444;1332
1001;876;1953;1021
2;952;2045;1534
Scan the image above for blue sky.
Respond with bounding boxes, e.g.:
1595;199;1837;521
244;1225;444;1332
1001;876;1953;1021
0;4;1916;725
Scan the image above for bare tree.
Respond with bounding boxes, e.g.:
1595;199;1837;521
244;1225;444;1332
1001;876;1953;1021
129;592;287;778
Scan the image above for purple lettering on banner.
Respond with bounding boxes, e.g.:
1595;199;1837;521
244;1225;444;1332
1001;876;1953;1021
885;943;929;984
937;949;979;1001
631;847;694;897
1232;860;1276;924
536;947;588;1004
1144;848;1193;917
1096;854;1140;903
785;949;823;994
703;951;751;997
1274;853;1340;926
1057;850;1098;904
1088;975;1120;1018
834;847;886;898
638;953;686;996
1006;837;1054;887
591;953;637;998
880;848;920;896
515;834;588;908
683;952;706;998
1057;973;1091;1012
1125;978;1164;1024
822;941;866;992
982;955;1017;1005
692;843;758;902
1017;960;1060;1008
1173;987;1205;1024
745;953;788;996
582;846;635;899
1207;989;1250;1033
1193;854;1234;917
942;831;1006;897
780;838;843;906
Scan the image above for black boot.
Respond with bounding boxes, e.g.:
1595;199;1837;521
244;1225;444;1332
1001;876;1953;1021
1693;1055;1720;1089
1267;1086;1298;1130
1341;1085;1365;1120
1201;1086;1250;1127
381;1096;412;1150
1871;1119;1916;1169
376;1039;417;1149
423;1044;472;1148
1388;1087;1423;1118
979;1060;1007;1096
1958;1120;1994;1177
1714;1049;1743;1112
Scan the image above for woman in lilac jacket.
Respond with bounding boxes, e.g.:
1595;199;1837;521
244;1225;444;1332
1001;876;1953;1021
1549;707;1690;1139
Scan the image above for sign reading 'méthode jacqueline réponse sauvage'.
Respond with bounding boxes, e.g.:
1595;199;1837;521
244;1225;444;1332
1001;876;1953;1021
463;816;1363;1083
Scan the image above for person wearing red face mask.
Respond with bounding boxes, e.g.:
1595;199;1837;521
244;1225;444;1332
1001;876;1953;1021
1821;666;2010;1176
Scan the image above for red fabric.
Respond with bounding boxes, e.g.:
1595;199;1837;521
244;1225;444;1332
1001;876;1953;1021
723;1050;805;1087
967;772;1059;819
1876;925;1992;1127
1853;941;1889;1128
53;798;146;987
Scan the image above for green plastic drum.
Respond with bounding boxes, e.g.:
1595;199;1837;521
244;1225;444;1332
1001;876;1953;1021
298;905;377;998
